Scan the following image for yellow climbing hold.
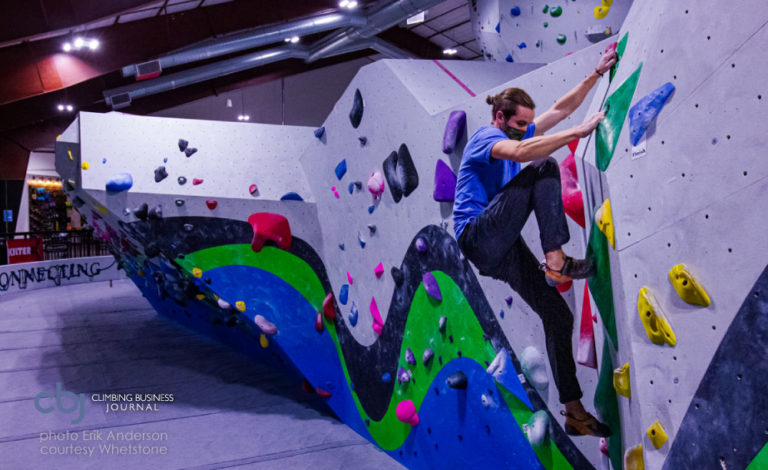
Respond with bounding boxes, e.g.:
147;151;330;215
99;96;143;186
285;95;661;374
601;0;613;6
97;205;108;214
81;161;89;170
192;267;203;278
68;150;73;160
594;5;609;19
647;421;668;449
259;334;268;348
638;287;676;346
625;444;644;470
57;134;62;140
195;294;205;300
605;27;612;35
596;199;615;249
613;362;631;398
236;301;246;312
668;264;711;307
137;269;144;276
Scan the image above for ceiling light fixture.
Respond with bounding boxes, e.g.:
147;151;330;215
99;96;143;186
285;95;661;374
443;48;458;55
290;36;300;43
74;37;85;49
88;39;100;50
62;42;72;52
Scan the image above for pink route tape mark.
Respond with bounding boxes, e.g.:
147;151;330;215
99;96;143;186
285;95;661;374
432;60;476;97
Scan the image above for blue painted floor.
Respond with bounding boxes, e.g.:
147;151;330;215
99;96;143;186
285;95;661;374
0;279;403;470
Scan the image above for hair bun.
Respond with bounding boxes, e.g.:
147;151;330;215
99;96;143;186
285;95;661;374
485;95;494;105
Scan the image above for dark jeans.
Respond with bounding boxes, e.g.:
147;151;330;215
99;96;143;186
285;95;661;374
458;157;582;404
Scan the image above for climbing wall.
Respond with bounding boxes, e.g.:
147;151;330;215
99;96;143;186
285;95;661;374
472;0;632;63
575;1;768;468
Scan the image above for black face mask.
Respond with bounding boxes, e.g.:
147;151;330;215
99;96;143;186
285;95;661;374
504;126;527;141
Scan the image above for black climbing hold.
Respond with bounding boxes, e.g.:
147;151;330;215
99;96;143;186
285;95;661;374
382;143;420;203
391;267;404;286
183;223;194;232
359;136;367;145
178;139;188;152
439;315;447;332
457;350;462;357
175;199;184;206
449;335;454;343
281;192;303;201
133;203;149;221
368;224;377;234
314;126;325;139
154;166;168;182
178;176;187;185
184;147;198;157
148;205;162;220
349;89;364;128
204;278;212;284
445;370;467;390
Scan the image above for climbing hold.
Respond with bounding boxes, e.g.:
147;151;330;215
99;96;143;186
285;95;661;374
629;83;675;145
314;126;325;139
526;411;550;446
367;171;385;200
602;0;613;5
133;203;149;221
423;348;434;365
105;173;133;193
348;181;363;195
371;262;383;278
192;267;203;278
339;284;349;305
235;301;246;312
322;292;336;320
248;212;292;252
422;272;442;301
442;110;467;154
81;161;90;170
499;309;505;319
556;33;567;44
148;205;163;220
542;5;549;13
358;136;367;145
331;186;339;199
280;192;303;201
396;400;419;426
510;6;521;16
382;143;419;203
517;42;527;50
520;346;549;391
505;296;514;306
249;184;259;196
382;372;392;383
367;205;375;214
367;224;376;234
550;5;562;17
415;238;427;252
183;223;194;232
349;302;359;326
346;272;354;285
405;348;416;365
391;267;404;286
486;349;533;409
447;371;468;389
638;287;677;346
335;159;347;180
192;178;203;185
595;199;615;248
597;64;644;171
217;298;231;309
358;232;366;248
315;387;331;398
178;176;187;185
613;362;631;398
624;444;644;470
647;421;668;449
205;200;217;210
577;283;597;368
594;5;609;19
253;315;277;334
438;315;447;332
349;89;364;128
668;264;710;306
178;139;188;151
600;438;609;456
560;152;585;228
339;243;345;251
370;297;384;335
434;159;457;202
505;54;514;63
398;367;412;383
315;312;324;333
543;22;549;28
175;199;184;206
184;147;197;157
481;393;498;409
494;22;500;33
154;166;168;183
258;333;269;348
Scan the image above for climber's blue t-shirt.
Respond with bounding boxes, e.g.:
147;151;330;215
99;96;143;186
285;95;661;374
453;123;536;240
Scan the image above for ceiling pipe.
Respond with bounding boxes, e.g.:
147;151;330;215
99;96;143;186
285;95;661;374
121;11;366;78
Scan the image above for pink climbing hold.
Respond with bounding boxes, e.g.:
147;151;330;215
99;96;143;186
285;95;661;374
559;152;586;228
205;200;218;210
577;283;597;369
396;400;419;426
323;292;336;320
193;178;204;185
374;262;384;278
370;297;384;335
600;437;609;456
332;186;340;199
422;272;442;301
248;212;292;252
253;314;277;335
347;272;354;285
249;184;259;196
367;171;385;200
567;138;579;154
315;312;324;333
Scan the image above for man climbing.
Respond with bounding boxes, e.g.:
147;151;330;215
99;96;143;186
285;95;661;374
453;44;618;437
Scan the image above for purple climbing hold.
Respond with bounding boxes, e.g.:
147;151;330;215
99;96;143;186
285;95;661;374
423;348;434;365
629;82;676;146
398;367;412;383
511;6;521;16
253;315;278;335
415;237;427;252
442;110;467;154
423;272;442;302
335;159;347;180
133;203;148;221
433;159;457;202
505;296;514;307
405;348;416;365
506;53;514;63
314;126;325;139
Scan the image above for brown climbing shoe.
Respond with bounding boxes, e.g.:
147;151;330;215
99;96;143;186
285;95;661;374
540;256;595;287
564;412;612;437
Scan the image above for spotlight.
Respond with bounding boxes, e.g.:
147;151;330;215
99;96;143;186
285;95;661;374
57;104;65;111
88;39;99;50
290;36;299;43
73;37;85;49
285;38;291;42
243;115;250;121
62;42;72;52
237;115;243;121
66;105;74;112
443;48;458;55
339;0;349;7
348;1;358;8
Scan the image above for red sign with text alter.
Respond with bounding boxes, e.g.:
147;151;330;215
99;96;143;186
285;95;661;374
7;238;44;264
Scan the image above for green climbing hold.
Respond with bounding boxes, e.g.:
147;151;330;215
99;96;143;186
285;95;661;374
550;6;562;17
556;33;567;44
587;215;618;348
594;341;623;470
543;22;549;28
596;63;643;171
542;5;549;13
610;32;629;82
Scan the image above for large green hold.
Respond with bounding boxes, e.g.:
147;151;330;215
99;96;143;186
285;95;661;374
595;63;643;171
587;217;617;348
594;341;622;470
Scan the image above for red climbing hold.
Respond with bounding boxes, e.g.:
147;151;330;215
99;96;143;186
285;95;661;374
323;292;336;320
559;152;586;228
315;387;332;398
315;312;324;333
557;280;573;293
577;283;597;369
193;178;204;185
205;200;217;210
248;212;292;253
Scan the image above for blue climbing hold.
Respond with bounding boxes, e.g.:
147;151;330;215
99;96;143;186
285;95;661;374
349;301;359;326
358;232;366;248
629;82;676;146
335;159;347;180
102;158;107;164
368;205;375;214
517;42;527;49
339;284;349;305
495;22;501;33
280;192;303;201
314;126;325;139
505;53;514;63
106;173;133;192
382;372;392;383
339;243;345;251
511;6;521;16
505;296;514;307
